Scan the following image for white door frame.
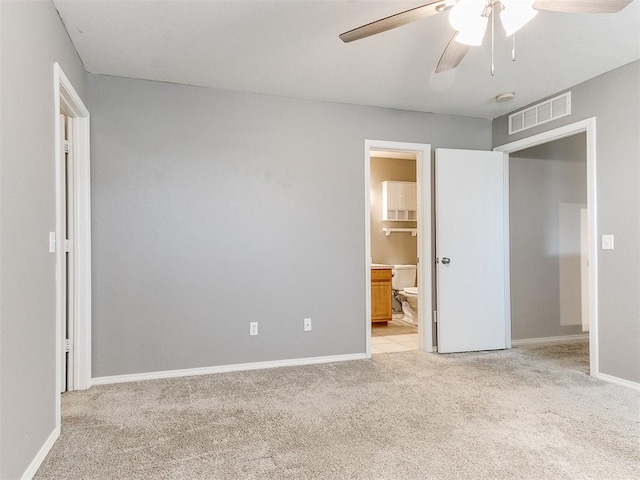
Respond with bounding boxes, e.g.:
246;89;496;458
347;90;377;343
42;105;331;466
364;140;433;356
54;63;92;416
494;117;598;376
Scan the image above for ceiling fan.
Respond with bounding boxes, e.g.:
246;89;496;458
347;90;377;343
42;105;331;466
340;0;633;74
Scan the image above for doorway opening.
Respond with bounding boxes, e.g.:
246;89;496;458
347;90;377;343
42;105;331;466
54;63;92;422
370;151;419;352
364;140;433;357
495;118;598;377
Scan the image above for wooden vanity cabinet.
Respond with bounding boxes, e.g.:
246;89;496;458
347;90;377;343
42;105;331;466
371;268;392;324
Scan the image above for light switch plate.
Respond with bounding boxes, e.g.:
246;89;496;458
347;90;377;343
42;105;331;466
602;234;614;250
49;232;56;253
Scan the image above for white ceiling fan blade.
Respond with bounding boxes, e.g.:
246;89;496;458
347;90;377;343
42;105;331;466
340;0;453;43
435;32;471;73
533;0;632;13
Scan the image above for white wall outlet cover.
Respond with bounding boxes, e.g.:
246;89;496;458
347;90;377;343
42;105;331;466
303;318;312;332
601;234;614;250
249;322;258;336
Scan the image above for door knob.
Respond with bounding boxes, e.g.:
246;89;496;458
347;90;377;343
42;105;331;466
441;257;451;265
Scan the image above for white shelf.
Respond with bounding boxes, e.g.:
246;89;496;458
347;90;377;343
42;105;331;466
383;210;417;221
383;228;417;236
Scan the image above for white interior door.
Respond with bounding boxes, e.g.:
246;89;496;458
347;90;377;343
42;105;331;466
65;116;75;391
59;113;75;393
435;148;507;353
59;114;68;393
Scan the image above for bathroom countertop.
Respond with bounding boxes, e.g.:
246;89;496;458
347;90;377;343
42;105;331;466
371;264;392;270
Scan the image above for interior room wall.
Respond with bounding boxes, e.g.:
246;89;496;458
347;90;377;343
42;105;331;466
0;1;88;478
88;74;491;378
493;60;640;383
370;157;417;266
509;134;587;340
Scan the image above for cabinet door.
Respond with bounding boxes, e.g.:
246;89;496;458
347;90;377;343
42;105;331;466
382;181;400;220
384;181;401;210
401;182;417;211
371;269;392;322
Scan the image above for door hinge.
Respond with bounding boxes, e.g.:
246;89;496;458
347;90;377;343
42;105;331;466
64;338;73;353
63;140;71;154
64;239;73;252
433;310;438;323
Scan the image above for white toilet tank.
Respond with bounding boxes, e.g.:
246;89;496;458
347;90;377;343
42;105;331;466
391;265;416;290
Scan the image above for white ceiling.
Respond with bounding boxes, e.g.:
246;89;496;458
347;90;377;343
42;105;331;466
53;0;640;119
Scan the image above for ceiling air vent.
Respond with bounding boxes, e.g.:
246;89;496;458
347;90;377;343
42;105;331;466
508;92;571;135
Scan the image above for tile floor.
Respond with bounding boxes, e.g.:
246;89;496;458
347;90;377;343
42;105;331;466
371;318;418;354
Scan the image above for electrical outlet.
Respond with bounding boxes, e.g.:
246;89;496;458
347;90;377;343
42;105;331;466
303;318;312;332
602;234;614;250
249;322;258;336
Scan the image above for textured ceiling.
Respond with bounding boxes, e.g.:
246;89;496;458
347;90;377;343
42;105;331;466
53;0;640;119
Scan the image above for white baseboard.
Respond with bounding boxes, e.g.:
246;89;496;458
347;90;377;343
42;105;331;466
596;373;640;392
20;427;59;480
511;334;589;346
92;353;367;385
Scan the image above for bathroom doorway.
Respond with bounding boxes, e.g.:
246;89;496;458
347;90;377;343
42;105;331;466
371;153;418;353
364;140;433;357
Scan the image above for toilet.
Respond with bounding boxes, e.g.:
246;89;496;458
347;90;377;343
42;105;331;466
391;265;418;325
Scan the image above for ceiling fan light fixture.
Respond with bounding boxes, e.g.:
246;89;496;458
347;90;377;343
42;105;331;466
449;0;488;45
500;1;538;36
340;0;632;76
454;18;488;45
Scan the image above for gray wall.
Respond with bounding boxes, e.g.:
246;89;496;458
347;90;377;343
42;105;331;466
493;61;640;383
89;74;491;377
370;157;417;266
510;134;587;340
0;1;87;479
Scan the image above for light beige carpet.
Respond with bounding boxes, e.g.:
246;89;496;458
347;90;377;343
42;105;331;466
35;343;639;479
